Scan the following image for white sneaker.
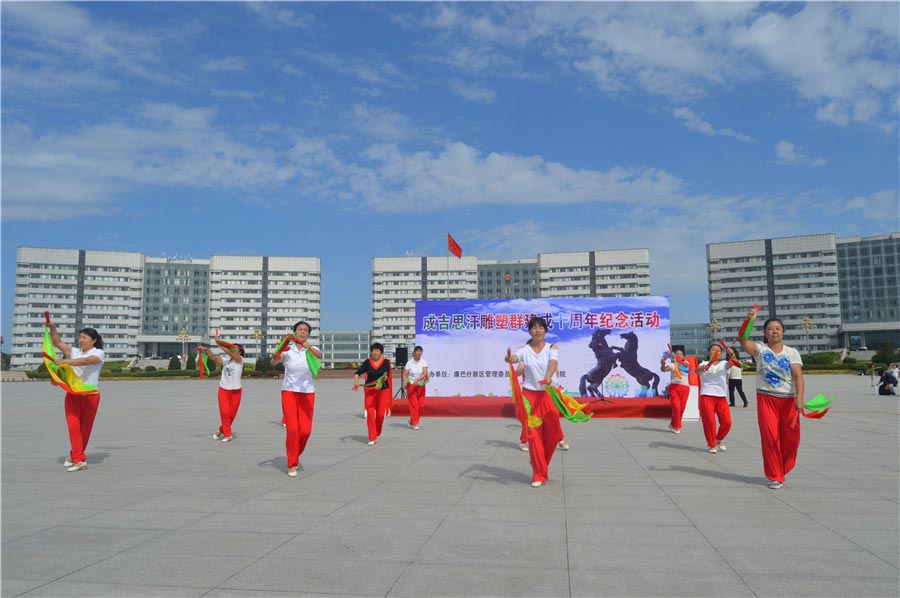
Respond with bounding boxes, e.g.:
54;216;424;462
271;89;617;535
221;436;233;443
281;422;286;428
66;461;87;472
519;443;529;451
673;428;681;434
367;440;376;445
287;467;298;477
717;442;727;452
63;457;74;467
558;440;570;451
212;431;221;440
708;447;717;454
531;481;543;488
768;480;784;489
408;419;415;429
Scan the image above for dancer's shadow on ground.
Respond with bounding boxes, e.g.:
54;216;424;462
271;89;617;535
258;455;300;473
623;425;671;433
484;439;522;450
647;441;705;452
338;434;371;444
458;464;531;485
58;451;110;465
648;464;759;485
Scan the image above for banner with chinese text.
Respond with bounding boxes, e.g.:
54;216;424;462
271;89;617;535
415;297;672;398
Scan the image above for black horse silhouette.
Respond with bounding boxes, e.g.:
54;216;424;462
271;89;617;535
618;332;660;397
579;328;621;401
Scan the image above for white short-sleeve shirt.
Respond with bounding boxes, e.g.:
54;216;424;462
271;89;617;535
665;358;690;386
514;343;558;391
70;347;105;387
281;344;318;393
753;342;803;398
699;360;728;397
219;355;244;390
405;358;428;385
727;364;743;381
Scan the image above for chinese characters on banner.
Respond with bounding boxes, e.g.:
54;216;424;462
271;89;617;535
415;297;671;398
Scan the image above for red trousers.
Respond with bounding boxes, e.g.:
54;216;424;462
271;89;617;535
64;392;100;463
282;391;315;469
669;384;689;430
524;389;563;483
757;392;801;483
407;384;426;426
365;387;390;441
699;394;732;447
217;388;242;437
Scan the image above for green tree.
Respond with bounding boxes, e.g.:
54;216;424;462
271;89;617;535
872;342;900;367
1;352;11;371
168;355;182;371
185;351;196;370
255;354;271;373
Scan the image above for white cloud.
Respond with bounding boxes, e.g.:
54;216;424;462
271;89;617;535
300;50;406;87
412;2;899;130
449;80;496;103
244;3;313;29
200;56;247;72
672;107;753;143
346;104;420;142
773;140;827;167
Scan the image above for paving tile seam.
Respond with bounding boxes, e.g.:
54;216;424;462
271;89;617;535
381;420;521;598
605;421;761;597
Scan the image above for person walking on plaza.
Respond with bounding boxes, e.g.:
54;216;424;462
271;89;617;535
726;346;749;407
739;306;805;489
403;345;428;430
354;342;392;445
201;341;244;443
271;321;321;478
47;319;105;472
661;348;690;433
697;344;732;454
504;316;563;488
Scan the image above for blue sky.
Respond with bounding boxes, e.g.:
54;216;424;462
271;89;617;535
2;1;899;345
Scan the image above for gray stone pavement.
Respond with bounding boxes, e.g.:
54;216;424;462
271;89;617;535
2;375;898;597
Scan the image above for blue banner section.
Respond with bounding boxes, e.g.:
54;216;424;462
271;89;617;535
415;297;671;398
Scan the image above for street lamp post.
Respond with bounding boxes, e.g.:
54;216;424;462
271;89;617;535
798;317;816;355
175;327;191;368
250;328;262;361
708;318;722;345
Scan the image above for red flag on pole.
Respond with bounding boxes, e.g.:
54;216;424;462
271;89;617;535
447;233;463;258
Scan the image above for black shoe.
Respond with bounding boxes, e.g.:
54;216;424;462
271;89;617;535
743;403;749;407
729;403;735;407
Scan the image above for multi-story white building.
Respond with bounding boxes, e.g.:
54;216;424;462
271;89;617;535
537;249;651;297
372;249;651;361
371;256;479;359
13;247;144;368
12;247;320;368
320;330;371;369
209;255;321;358
707;234;841;352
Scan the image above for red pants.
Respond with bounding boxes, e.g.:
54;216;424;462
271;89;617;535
757;392;801;483
524;389;563;483
669;384;689;430
217;388;242;437
699;394;732;447
282;391;315;469
407;384;426;426
64;392;100;463
365;387;390;441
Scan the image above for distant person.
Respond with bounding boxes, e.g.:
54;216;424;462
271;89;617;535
878;368;897;396
739;306;805;489
504;316;562;488
660;349;690;433
47;318;104;472
726;346;748;407
403;346;428;430
201;341;244;443
271;321;322;477
354;343;392;445
697;344;732;454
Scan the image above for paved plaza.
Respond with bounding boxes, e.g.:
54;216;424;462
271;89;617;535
2;374;898;597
